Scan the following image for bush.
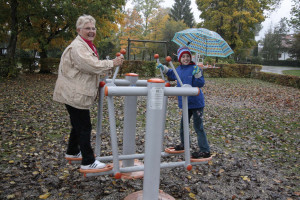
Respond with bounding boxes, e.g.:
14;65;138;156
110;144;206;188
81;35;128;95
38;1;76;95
218;57;235;64
118;60;156;78
0;57;19;78
39;58;60;73
18;58;39;73
253;72;300;89
251;56;263;65
204;57;215;65
204;64;262;78
262;60;300;67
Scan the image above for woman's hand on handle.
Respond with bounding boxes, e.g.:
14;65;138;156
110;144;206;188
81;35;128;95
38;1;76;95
113;55;124;67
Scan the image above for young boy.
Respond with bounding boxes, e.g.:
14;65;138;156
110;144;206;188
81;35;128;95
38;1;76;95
157;46;210;159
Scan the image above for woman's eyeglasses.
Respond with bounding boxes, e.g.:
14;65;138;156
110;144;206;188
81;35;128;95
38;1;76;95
81;27;97;31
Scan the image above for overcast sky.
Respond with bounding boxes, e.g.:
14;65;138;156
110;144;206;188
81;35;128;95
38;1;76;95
127;0;293;40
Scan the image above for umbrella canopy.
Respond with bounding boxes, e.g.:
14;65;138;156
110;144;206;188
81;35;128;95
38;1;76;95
172;28;234;57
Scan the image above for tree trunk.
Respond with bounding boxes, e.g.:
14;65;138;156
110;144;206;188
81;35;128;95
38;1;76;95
6;0;18;66
39;49;51;73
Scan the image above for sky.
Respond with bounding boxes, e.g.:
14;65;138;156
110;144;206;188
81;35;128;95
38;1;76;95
127;0;294;41
255;0;293;40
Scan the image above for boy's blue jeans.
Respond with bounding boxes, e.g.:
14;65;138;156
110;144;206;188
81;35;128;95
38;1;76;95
180;108;210;152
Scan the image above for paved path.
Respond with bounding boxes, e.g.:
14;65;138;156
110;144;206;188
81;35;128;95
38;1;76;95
261;66;300;74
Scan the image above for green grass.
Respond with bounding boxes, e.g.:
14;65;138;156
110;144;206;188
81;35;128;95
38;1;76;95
46;133;63;140
282;70;300;76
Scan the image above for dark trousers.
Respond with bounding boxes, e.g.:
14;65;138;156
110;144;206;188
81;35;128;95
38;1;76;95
179;108;210;152
65;104;95;165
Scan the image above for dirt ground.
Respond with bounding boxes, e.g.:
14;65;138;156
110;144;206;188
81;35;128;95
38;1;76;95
0;74;299;199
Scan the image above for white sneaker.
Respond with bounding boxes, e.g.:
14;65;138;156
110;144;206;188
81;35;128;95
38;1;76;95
80;160;106;170
65;152;82;158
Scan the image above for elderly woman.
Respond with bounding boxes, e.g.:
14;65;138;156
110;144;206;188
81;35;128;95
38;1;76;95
53;15;124;170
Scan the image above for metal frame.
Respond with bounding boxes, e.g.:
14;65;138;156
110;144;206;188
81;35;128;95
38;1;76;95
87;59;207;200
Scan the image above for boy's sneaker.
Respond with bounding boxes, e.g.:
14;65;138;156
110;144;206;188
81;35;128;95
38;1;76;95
80;160;106;170
174;144;184;151
191;151;211;159
65;152;82;159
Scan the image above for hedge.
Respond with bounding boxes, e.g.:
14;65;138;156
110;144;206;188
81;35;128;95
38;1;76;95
252;71;300;89
0;57;19;78
6;57;300;89
262;60;300;67
204;64;262;78
39;58;60;73
18;57;39;73
117;60;156;78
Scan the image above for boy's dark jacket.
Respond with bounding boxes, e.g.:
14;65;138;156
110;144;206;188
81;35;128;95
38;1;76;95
166;62;205;109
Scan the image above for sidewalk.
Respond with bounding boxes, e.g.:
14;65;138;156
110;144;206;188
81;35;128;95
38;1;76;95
261;66;300;74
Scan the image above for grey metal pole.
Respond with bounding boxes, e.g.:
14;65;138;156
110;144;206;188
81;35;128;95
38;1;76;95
155;54;165;81
143;78;166;200
161;83;169;152
122;73;139;167
167;57;183;86
107;95;120;177
154;54;169;151
95;80;106;157
182;94;191;168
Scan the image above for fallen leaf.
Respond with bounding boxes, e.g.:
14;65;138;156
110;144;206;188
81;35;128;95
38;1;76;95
241;176;250;182
185;187;191;192
39;192;50;199
6;194;15;199
294;192;300;196
189;192;196;199
33;171;39;175
273;179;282;183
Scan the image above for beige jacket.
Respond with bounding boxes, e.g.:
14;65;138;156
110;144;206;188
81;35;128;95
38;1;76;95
53;35;113;109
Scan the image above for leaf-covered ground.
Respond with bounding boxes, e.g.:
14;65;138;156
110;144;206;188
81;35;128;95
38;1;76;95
0;74;299;200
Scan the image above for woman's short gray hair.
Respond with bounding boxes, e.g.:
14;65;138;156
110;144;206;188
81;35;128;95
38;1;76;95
76;15;96;29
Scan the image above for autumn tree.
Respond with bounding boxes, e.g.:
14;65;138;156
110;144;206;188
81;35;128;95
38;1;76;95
119;8;145;60
131;0;163;35
1;0;125;74
289;33;300;60
288;0;300;60
169;0;195;28
146;8;170;59
288;0;300;32
195;0;281;59
261;19;288;60
0;0;19;77
148;9;188;60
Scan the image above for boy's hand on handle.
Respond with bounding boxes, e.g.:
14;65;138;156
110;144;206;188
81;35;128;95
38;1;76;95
192;65;202;78
156;63;164;70
156;63;169;74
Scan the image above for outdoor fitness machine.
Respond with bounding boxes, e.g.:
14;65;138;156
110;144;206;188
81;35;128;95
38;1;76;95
66;50;212;200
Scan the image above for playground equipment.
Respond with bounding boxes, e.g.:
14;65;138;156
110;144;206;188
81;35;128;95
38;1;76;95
66;50;212;199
